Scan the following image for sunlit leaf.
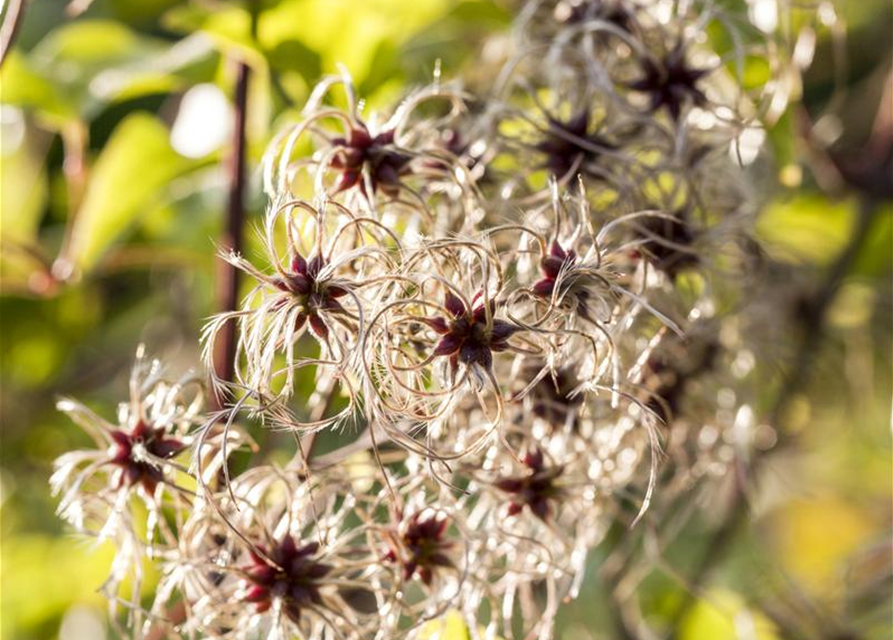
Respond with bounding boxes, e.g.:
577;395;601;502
416;610;472;640
260;0;450;83
67;114;202;272
0;51;73;124
89;33;219;103
415;610;507;640
680;590;779;640
2;533;158;634
1;535;115;633
10;20;178;121
756;193;857;265
163;4;264;64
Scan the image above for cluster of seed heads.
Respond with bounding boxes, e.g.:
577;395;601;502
52;1;817;638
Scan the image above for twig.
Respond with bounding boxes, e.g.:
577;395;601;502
299;380;342;464
0;0;25;68
53;122;90;282
211;59;251;406
145;37;253;640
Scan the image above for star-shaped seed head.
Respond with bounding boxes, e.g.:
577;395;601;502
384;512;453;586
423;292;518;374
330;124;413;196
242;535;332;624
535;112;615;179
272;252;349;340
109;419;185;494
629;43;711;121
495;449;564;521
633;213;698;277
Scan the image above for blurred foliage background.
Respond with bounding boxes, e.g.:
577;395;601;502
0;1;890;639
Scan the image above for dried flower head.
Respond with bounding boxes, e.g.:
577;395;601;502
50;347;205;624
49;0;821;637
629;41;713;121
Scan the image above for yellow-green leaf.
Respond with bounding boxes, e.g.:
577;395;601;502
756;194;857;266
680;590;779;640
67;114;197;272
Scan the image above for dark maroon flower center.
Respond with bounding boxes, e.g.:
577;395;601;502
645;336;719;423
533;241;577;298
532;241;606;323
384;513;453;586
243;535;332;623
633;213;698;276
109;420;185;493
629;44;710;120
330;124;412;196
424;292;518;373
536;112;615;178
272;252;349;340
528;366;585;428
495;449;563;521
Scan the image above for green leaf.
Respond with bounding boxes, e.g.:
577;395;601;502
163;4;265;65
2;535;115;634
1;122;48;244
756;194;857;266
67;113;199;272
358;40;401;98
34;20;141;65
3;532;160;636
259;0;452;84
680;590;779;640
0;51;73;124
265;39;322;79
88;34;219;103
6;21;179;122
0;117;50;290
446;0;512;25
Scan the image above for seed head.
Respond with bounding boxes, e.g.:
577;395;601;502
331;124;412;196
495;449;563;521
629;42;711;121
384;511;453;585
425;292;519;374
109;419;185;493
536;111;615;179
272;251;350;340
243;535;332;623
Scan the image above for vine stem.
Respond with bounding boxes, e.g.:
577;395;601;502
144;58;251;640
0;0;25;68
210;59;250;407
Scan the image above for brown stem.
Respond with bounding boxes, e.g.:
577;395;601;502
211;60;251;405
53;122;90;282
0;0;25;68
299;381;342;463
